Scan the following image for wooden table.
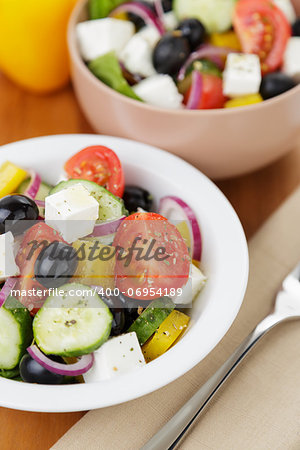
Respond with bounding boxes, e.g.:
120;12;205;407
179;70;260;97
0;72;299;450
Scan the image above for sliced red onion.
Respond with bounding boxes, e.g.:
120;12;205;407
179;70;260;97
27;345;94;376
159;196;202;261
186;70;203;110
207;54;224;68
110;2;165;35
24;170;41;200
35;199;45;208
178;44;236;81
0;278;17;308
154;0;165;28
90;216;126;237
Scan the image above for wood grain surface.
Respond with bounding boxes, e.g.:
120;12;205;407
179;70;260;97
0;72;299;450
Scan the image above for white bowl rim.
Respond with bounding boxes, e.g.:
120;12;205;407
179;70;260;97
67;0;300;116
0;134;249;412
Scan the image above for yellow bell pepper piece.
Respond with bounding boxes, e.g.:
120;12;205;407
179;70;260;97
0;161;27;198
176;220;192;257
114;12;128;21
210;31;241;51
225;94;263;108
142;310;190;362
72;239;116;290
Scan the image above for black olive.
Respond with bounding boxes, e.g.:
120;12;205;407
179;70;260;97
260;72;296;100
128;1;156;30
176;18;206;50
292;18;300;36
118;293;150;329
162;0;173;12
153;33;191;76
34;242;78;288
19;353;64;385
102;293;150;332
123;186;153;213
0;194;39;235
101;295;126;336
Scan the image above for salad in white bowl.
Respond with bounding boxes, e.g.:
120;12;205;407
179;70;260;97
75;0;300;110
0;135;248;412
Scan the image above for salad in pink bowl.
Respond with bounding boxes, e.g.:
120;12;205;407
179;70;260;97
75;0;300;110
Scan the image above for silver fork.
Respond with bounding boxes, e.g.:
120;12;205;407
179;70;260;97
142;262;300;450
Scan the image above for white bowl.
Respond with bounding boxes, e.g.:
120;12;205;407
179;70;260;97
0;134;248;412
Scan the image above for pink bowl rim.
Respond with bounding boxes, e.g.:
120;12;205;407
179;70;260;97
67;0;300;116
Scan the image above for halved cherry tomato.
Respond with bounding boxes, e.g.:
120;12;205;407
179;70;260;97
126;212;168;221
15;222;65;314
184;74;226;109
64;146;125;198
233;0;291;74
113;212;190;300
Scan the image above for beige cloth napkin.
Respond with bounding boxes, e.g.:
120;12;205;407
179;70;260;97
53;188;300;450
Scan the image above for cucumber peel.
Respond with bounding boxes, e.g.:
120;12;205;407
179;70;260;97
50;179;127;222
0;367;20;379
0;296;33;370
128;297;175;345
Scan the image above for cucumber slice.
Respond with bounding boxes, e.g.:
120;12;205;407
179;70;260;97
128;298;175;345
174;0;237;33
50;179;127;222
33;283;113;357
0;296;33;370
17;179;53;201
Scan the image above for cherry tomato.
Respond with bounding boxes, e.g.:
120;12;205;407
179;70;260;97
64;146;125;198
113;212;190;300
15;222;65;314
184;74;226;109
233;0;291;74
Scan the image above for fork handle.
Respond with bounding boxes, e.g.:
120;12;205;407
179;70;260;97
141;312;283;450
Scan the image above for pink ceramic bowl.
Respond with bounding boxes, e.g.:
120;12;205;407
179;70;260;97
67;0;300;179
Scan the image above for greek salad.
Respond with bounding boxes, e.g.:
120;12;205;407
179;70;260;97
75;0;300;109
0;146;205;385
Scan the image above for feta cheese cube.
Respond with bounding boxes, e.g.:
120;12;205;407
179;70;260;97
0;232;20;282
172;264;206;305
163;11;179;30
45;184;99;243
138;25;161;48
133;75;183;109
283;37;300;82
76;18;135;61
223;53;262;98
84;332;146;382
120;33;156;77
272;0;296;23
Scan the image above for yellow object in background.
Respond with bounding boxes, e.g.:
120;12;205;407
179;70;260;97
210;31;241;51
0;0;77;94
225;94;263;108
0;161;27;198
142;310;190;363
